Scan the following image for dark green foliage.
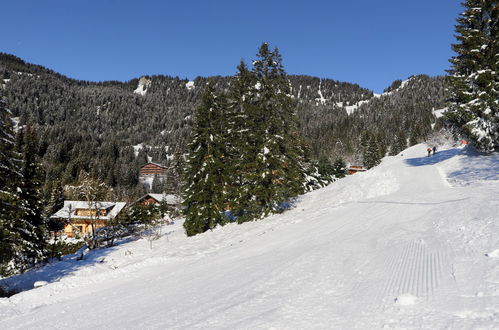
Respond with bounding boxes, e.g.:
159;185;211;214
184;43;307;235
0;97;47;274
15;124;47;266
317;155;335;178
127;204;160;225
331;158;347;178
0;94;22;275
445;0;498;152
362;132;383;169
0;53;447;197
231;44;305;220
151;175;163;193
183;82;229;236
390;130;408;155
164;145;185;196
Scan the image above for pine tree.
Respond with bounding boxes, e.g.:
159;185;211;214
363;132;382;169
15;124;47;268
241;43;305;218
45;181;65;258
0;95;22;275
165;145;185;196
224;60;261;221
390;130;408;155
331;157;347;179
445;0;499;152
183;82;229;236
151;174;163;193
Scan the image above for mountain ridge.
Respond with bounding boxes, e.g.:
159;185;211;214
1;52;447;200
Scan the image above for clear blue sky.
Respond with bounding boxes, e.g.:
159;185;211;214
2;0;462;93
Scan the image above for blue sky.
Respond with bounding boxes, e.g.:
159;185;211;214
2;0;462;93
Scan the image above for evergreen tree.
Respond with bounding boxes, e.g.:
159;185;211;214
183;82;229;236
16;124;47;267
165;145;185;196
45;181;65;258
238;43;305;219
390;130;408;155
445;0;499;152
317;155;335;179
331;157;347;178
0;95;22;275
363;133;382;169
151;174;163;193
224;60;260;221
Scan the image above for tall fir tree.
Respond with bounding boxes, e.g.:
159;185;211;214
390;130;408;155
445;0;499;152
331;157;347;179
16;124;47;268
225;60;263;221
183;82;229;236
0;95;22;275
241;43;305;218
165;144;185;196
363;132;382;169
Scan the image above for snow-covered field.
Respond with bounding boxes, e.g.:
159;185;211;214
1;143;498;329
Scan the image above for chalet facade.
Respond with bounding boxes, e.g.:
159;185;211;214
139;162;168;176
348;165;367;175
134;193;182;206
50;201;127;238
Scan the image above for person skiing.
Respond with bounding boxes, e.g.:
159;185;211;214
427;147;432;157
432;146;437;155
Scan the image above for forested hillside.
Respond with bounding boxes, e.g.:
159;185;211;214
0;53;446;200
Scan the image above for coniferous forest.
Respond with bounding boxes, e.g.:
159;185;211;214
1;0;498;275
0;51;447;200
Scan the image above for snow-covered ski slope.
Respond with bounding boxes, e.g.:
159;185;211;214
1;144;499;329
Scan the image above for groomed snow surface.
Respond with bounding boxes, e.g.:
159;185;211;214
1;143;499;329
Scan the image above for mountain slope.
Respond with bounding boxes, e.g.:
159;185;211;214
1;143;498;329
1;53;446;199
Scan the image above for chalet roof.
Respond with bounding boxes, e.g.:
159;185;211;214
51;201;127;220
137;193;182;205
140;162;168;169
348;165;366;170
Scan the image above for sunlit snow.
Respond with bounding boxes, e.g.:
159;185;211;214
1;143;498;329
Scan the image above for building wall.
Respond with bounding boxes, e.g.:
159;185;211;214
140;163;167;176
141;196;160;205
75;209;107;217
64;220;107;238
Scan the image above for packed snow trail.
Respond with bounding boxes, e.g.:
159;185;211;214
1;144;498;329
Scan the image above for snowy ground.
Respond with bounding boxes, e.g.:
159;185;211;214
1;143;498;329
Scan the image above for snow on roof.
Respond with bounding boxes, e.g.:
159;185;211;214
145;193;182;204
140;162;168;169
51;201;127;220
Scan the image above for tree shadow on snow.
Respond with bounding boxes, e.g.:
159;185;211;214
446;152;499;184
404;148;463;166
0;236;139;297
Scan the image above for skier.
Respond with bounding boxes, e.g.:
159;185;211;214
427;148;432;157
432;146;437;155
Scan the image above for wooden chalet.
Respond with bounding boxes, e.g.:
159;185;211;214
348;165;367;175
134;193;182;206
50;201;127;238
139;162;168;176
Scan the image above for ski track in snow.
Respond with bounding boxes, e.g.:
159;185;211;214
1;144;499;329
